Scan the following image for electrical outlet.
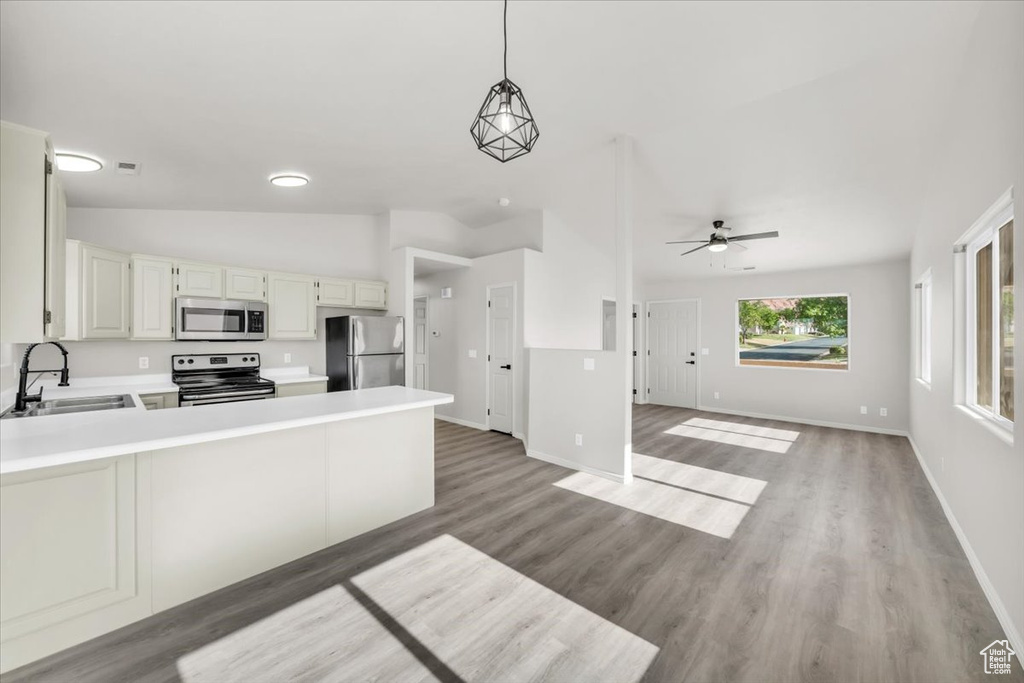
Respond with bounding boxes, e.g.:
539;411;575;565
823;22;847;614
138;356;149;370
714;391;720;400
860;406;867;415
575;433;583;446
284;353;292;364
879;407;888;417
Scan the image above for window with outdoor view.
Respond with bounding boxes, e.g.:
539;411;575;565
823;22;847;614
965;195;1014;427
737;296;849;370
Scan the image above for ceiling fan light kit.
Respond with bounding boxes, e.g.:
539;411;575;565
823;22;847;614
470;0;539;162
666;220;780;258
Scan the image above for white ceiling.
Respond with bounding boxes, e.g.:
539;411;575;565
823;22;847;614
0;1;980;281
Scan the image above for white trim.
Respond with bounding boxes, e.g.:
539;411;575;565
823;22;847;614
694;405;908;437
645;298;701;409
526;448;627;484
907;435;1024;656
485;282;517;434
954;404;1015;447
434;414;488;431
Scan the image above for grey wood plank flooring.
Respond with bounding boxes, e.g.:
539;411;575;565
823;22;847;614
5;405;1020;683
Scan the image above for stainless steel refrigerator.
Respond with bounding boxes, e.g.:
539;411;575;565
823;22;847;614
325;316;405;391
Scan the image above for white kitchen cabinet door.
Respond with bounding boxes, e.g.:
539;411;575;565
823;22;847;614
131;257;174;340
353;280;388;310
225;267;267;302
267;273;317;339
316;277;355;307
81;243;131;339
175;262;223;298
275;381;327;399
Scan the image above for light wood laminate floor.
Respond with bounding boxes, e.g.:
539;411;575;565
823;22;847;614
7;405;1021;682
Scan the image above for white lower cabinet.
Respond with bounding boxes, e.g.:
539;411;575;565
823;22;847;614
224;267;266;302
267;273;317;339
131;257;174;340
354;280;388;309
65;240;131;340
275;380;327;399
316;277;355;307
0;455;151;673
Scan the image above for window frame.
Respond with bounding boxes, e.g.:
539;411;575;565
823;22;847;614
962;195;1013;432
915;270;933;387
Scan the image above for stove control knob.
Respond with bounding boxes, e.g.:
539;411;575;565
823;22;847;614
187;359;194;364
243;357;249;362
177;359;184;365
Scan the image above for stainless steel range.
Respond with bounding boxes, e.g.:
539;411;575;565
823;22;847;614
172;353;276;407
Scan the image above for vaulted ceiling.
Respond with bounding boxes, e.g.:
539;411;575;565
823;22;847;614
0;1;981;281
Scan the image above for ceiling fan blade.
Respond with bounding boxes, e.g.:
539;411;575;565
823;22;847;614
727;241;748;251
665;240;709;244
729;230;780;242
679;244;708;257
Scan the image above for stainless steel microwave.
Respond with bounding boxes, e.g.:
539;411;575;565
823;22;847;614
175;298;267;341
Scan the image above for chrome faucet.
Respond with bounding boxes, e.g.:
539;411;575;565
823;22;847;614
15;342;70;412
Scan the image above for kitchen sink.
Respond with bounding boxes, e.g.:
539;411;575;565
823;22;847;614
1;394;136;419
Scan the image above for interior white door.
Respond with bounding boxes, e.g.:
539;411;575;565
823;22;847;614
487;285;514;434
633;303;641;403
413;297;428;390
647;300;698;408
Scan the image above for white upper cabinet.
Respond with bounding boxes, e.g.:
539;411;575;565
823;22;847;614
224;267;267;302
175;262;223;298
131;256;174;340
267;273;317;340
354;280;388;310
316;277;355;307
0;121;65;343
66;241;131;340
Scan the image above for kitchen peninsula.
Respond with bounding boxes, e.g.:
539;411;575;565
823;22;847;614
0;386;453;672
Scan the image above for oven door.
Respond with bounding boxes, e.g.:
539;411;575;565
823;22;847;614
176;298;250;341
179;388;276;406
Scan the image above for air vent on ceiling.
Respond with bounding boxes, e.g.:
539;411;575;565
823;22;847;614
116;161;140;176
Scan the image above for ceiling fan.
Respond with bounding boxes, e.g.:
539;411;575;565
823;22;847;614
666;220;779;257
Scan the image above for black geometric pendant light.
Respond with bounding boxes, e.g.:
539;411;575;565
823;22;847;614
470;0;539;162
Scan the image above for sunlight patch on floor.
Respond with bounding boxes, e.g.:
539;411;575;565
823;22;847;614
632;452;767;505
664;418;798;453
682;417;800;442
352;534;659;682
176;584;436;682
555;471;752;539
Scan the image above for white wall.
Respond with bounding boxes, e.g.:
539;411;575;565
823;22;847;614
414;250;527;436
906;1;1023;651
643;259;910;433
68;208;382;279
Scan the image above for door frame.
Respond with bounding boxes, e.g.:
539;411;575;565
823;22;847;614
645;298;702;408
485;282;517;433
413;295;429;390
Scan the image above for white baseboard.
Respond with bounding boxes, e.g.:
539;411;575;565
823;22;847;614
907;435;1023;656
526;448;626;483
695;405;909;437
434;414;488;431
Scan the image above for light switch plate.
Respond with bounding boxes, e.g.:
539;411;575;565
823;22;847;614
701;348;709;355
880;408;888;417
583;358;595;371
468;349;477;359
138;356;149;370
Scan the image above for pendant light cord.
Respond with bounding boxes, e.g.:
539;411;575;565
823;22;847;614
503;0;508;81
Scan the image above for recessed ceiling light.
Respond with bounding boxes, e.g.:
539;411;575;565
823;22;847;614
55;153;103;172
269;174;309;187
498;197;511;207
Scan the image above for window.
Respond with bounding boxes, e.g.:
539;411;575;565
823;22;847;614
915;271;933;385
963;192;1014;427
737;295;849;370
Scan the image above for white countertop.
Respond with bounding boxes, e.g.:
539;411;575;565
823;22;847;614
260;366;329;386
0;386;453;475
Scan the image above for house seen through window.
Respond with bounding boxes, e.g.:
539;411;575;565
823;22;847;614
737;295;849;370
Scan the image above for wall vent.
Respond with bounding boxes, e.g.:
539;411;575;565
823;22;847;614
116;161;140;176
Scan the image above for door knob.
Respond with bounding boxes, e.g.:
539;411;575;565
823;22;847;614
500;364;511;370
685;361;696;365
